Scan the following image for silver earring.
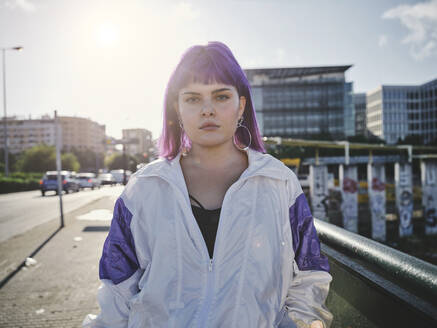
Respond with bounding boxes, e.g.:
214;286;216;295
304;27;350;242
233;118;252;151
178;120;184;130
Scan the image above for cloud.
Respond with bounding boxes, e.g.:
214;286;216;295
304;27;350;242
382;0;437;60
170;2;200;21
3;0;36;12
378;34;388;47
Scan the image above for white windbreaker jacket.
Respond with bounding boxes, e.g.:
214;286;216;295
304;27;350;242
83;149;333;328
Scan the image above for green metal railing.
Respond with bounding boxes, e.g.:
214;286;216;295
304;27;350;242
314;219;437;327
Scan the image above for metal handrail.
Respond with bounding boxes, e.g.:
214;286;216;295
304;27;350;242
314;218;437;300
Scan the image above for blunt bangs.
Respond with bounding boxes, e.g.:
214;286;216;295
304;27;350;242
159;41;265;160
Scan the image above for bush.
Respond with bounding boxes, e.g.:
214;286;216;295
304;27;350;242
0;175;41;194
2;172;43;180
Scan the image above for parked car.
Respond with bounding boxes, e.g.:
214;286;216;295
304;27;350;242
98;173;116;186
77;172;101;190
110;169;132;185
40;171;80;196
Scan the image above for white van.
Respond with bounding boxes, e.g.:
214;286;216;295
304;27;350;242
110;169;132;185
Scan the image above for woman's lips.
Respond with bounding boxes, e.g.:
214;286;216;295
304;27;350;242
200;123;220;130
200;125;219;130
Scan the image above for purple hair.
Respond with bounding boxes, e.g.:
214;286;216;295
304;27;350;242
158;41;265;160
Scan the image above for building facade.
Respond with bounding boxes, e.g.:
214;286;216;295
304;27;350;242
59;116;106;153
366;78;437;144
353;93;367;136
0;115;106;154
122;128;153;157
244;66;355;139
0;115;56;154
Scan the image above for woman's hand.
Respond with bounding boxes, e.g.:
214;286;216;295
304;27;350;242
310;320;324;328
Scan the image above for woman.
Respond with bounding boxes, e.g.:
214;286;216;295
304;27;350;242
84;41;332;328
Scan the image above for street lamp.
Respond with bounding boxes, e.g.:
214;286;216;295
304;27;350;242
1;46;23;176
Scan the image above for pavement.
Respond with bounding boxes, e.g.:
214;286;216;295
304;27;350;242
0;194;118;328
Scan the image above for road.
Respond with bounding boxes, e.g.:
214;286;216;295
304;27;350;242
0;185;124;242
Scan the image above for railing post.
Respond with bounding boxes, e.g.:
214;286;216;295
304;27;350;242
309;164;329;221
421;160;437;235
395;162;413;237
339;164;358;232
367;162;386;241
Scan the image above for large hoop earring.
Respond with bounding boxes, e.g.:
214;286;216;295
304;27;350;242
233;118;252;151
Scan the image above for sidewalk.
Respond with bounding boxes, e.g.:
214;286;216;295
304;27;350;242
0;195;118;327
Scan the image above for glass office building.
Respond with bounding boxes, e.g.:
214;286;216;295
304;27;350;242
367;78;437;144
353;93;367;136
245;66;355;139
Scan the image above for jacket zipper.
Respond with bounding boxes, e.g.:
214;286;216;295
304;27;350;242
195;177;250;328
162;179;216;328
197;259;215;328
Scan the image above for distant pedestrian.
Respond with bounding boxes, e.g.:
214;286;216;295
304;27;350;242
84;41;332;328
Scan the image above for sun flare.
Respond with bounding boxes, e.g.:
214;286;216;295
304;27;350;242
95;23;119;47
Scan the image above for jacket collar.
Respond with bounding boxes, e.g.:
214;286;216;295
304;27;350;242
136;148;289;188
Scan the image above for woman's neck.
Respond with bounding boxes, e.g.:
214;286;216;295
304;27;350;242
182;141;247;171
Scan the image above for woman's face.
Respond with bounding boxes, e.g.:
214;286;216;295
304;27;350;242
175;82;246;149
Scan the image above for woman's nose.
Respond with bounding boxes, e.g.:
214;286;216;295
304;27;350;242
201;101;215;116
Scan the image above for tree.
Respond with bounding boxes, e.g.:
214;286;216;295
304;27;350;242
105;152;139;172
15;144;56;173
0;151;19;173
15;144;80;173
70;147;103;172
61;153;80;172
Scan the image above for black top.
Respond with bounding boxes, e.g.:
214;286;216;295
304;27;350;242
189;195;221;259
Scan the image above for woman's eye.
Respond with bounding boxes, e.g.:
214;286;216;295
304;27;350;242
216;94;230;101
185;97;199;104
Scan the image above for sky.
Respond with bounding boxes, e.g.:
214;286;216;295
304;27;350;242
1;0;437;139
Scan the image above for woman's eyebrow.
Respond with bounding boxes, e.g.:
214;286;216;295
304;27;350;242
181;91;201;96
212;88;231;94
181;88;231;96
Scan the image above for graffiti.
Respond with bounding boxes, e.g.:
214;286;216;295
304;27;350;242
421;161;437;235
368;164;386;241
400;190;412;206
399;208;412;229
399;190;413;230
342;193;358;232
310;165;328;221
395;163;413;237
343;177;358;194
425;208;437;228
340;165;358;233
370;194;385;219
372;177;385;191
423;187;437;234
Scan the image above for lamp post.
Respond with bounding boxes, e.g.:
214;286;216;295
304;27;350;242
2;46;23;177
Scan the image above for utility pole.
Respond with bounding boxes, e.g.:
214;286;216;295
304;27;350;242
1;46;23;176
55;110;64;228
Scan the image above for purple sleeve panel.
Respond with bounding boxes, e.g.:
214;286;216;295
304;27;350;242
289;193;330;273
99;197;140;284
